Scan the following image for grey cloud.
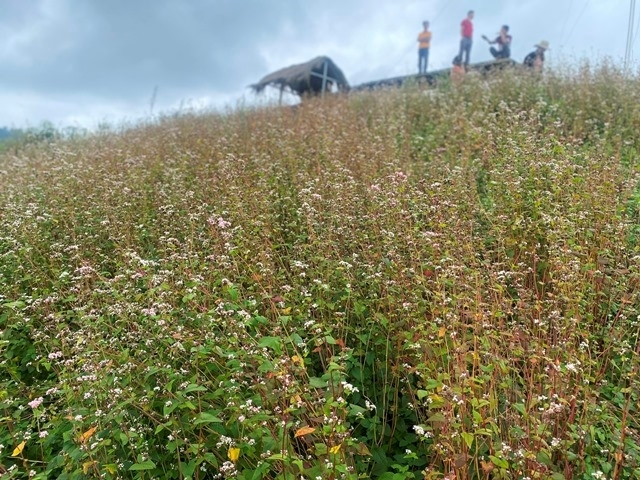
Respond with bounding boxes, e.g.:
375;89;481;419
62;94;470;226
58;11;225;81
0;0;316;99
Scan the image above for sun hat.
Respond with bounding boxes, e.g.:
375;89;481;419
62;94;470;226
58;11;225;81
535;40;550;50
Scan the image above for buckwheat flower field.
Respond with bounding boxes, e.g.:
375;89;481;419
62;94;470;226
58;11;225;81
1;64;639;479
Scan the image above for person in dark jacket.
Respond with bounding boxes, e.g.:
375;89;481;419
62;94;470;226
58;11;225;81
524;40;549;70
482;25;512;59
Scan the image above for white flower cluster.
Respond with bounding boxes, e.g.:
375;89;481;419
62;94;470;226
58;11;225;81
413;424;433;439
341;381;359;395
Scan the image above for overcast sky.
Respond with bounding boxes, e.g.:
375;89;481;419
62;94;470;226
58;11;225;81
1;0;638;129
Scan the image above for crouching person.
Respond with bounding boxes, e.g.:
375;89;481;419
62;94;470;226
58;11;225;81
524;40;549;71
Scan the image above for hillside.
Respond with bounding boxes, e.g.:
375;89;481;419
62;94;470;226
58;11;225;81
1;64;639;480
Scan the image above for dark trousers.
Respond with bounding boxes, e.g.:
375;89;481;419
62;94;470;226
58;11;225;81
490;46;511;59
459;37;472;66
418;48;429;74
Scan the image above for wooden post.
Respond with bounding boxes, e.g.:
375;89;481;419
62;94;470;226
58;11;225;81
321;60;329;97
310;61;336;97
624;0;636;72
279;85;284;105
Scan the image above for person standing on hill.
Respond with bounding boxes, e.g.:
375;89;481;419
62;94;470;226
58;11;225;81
417;21;432;74
483;25;512;59
524;40;549;70
459;10;474;68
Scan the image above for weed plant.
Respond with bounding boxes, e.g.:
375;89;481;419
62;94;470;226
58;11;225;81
1;61;639;479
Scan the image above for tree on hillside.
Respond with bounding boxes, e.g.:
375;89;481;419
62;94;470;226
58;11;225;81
0;127;22;140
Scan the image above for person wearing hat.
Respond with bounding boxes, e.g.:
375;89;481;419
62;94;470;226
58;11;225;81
524;41;549;70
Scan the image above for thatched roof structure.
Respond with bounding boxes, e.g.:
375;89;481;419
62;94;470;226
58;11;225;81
252;56;349;97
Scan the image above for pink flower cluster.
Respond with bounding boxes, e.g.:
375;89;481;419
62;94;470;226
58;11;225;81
28;397;44;409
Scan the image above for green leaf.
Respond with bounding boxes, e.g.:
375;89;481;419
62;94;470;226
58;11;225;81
427;412;446;424
379;473;407;480
252;315;268;325
129;460;156;470
489;455;509;469
416;390;428;400
183;384;208;394
291;459;304;473
3;301;25;309
472;410;483;424
461;432;474;449
180;400;197;410
513;403;526;415
288;333;304;346
309;377;328;388
267;453;289;461
258;336;282;354
182;293;196;303
67;446;86;461
314;443;328;456
537;450;552;466
424;379;440;390
163;402;178;416
193;412;223;425
258;360;275;373
348;403;367;417
250;462;272;480
378;473;396;480
181;459;197;478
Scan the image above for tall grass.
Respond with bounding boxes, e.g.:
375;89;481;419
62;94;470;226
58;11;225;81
1;62;639;480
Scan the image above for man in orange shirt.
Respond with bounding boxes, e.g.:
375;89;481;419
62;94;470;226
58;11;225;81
417;21;432;74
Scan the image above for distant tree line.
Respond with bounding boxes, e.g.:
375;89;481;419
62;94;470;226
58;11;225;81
0;123;91;154
0;127;23;141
